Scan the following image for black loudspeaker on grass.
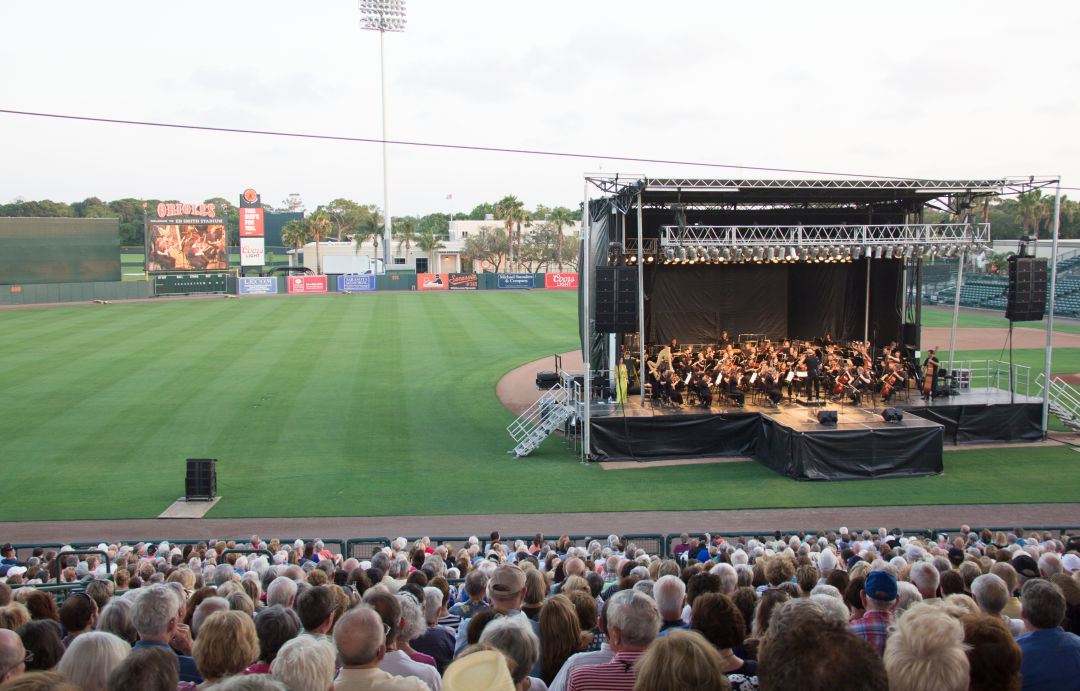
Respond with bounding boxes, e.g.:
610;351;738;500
185;458;217;501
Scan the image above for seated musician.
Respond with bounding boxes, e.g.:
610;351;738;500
725;365;745;406
718;330;729;348
762;365;782;407
664;370;683;406
692;369;712;408
852;365;872;405
879;363;906;403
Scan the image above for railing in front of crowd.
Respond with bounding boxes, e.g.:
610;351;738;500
8;528;1076;578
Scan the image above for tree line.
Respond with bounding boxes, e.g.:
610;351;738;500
0;194;582;273
926;190;1080;240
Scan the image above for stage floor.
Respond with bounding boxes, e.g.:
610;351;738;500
592;386;1042;422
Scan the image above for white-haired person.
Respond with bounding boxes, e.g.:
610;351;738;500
271;635;336;691
970;573;1024;637
57;631;130;691
480;615;544;691
883;603;969;691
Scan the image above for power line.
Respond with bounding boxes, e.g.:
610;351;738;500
0;107;966;183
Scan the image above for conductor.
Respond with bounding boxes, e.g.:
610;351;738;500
803;348;821;400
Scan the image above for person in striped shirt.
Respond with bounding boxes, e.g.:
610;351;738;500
566;590;659;691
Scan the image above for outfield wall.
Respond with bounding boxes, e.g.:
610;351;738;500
0;217;121;284
0;280;150;305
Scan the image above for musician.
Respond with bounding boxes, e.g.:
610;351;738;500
880;362;905;403
692;369;712;408
718;330;730;348
725;365;745;406
664;370;684;406
803;348;821;400
852;365;872;405
922;349;941;401
614;356;629;406
762;365;782;407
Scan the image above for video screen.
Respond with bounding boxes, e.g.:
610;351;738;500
147;224;227;272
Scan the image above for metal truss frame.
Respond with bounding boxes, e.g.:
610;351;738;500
659;222;989;249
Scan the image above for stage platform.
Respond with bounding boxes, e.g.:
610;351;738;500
588;387;1043;480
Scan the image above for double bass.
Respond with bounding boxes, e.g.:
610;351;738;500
921;347;939;397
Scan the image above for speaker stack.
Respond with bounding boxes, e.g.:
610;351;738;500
595;267;638;333
185;458;217;501
1006;256;1048;322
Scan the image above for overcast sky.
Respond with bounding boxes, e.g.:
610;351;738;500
2;1;1078;216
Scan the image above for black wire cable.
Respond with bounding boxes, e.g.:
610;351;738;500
1;107;1054;184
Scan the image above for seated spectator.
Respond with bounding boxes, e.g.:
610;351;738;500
270;635;335;691
186;610;259;689
96;599;137;647
192;597;230;639
549;600;614;691
332;607;425;690
479;616;543;691
971;573;1024;637
883;604;968;691
758;618;886;691
0;670;79;690
295;586;337;639
106;645;178;691
690;593;755;679
0;628;29;685
631;629;729;691
58;593;98;647
410;588;455;674
653;575;687;635
847;571;897;655
539;595;583;684
1017;579;1080;690
57;631;130;691
566;589;659;691
247;605;301;675
520;569;546;622
395;592;435;667
448;571;488;620
14;621;63;672
441;648;513;691
364;590;442;691
961;613;1022;691
131;585;202;684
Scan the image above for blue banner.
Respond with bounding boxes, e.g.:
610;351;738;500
338;274;376;292
497;273;534;289
238;277;277;295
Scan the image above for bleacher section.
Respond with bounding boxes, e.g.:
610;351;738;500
924;255;1080;318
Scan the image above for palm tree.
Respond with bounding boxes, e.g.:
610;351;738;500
496;195;528;271
281;219;311;268
548;206;574;270
1016;191;1042;237
307;211;331;274
415;226;446;274
354;206;383;265
392;217;418;264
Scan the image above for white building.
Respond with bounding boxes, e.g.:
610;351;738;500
299;216;581;273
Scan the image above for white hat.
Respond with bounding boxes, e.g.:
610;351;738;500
6;566;26;577
1062;553;1080;573
442;650;513;691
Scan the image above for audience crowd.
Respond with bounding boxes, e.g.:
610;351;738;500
0;525;1077;690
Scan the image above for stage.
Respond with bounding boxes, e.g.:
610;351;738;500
587;386;1043;480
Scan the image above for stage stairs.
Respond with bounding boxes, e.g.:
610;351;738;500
507;383;573;458
1036;373;1080;433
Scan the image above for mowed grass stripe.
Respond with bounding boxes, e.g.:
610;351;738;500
2;292;1079;522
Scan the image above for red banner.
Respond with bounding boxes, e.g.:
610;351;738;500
287;275;328;293
239;208;264;237
545;272;578;290
417;273;449;291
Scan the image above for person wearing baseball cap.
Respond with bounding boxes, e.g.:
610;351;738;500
453;565;541;678
847;570;898;655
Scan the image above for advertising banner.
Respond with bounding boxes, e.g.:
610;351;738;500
544;272;579;290
417;273;448;291
287;275;328;294
240;237;265;267
338;274;376;292
239;207;265;237
238;277;278;295
448;273;478;290
497;273;534;289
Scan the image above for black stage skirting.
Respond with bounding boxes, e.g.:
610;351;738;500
756;416;943;481
589;412;760;461
904;403;1042;444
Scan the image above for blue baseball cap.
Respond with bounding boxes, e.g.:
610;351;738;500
864;570;898;601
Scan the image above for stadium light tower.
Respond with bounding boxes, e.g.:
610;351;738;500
359;0;406;271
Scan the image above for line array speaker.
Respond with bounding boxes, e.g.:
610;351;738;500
595;266;638;333
1006;256;1048;322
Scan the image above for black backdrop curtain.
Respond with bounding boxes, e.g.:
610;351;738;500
645;259;902;345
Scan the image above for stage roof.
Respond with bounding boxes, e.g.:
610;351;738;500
587;176;1020;208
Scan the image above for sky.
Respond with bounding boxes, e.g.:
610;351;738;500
2;1;1078;216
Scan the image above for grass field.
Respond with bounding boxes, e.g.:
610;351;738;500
2;293;1079;522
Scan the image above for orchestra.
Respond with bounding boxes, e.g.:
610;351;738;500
637;336;919;410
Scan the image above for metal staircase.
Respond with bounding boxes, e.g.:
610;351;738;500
507;383;573;458
1036;373;1080;433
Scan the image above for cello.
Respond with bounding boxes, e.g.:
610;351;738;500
921;347;939;397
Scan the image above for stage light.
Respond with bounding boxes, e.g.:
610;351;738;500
799;247;809;261
767;247;775;262
677;247;687;262
884;246;893;259
873;246;883;259
788;247;798;262
708;247;719;261
664;247;675;262
722;248;731;261
851;246;862;260
646;255;654;263
697;247;707;261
